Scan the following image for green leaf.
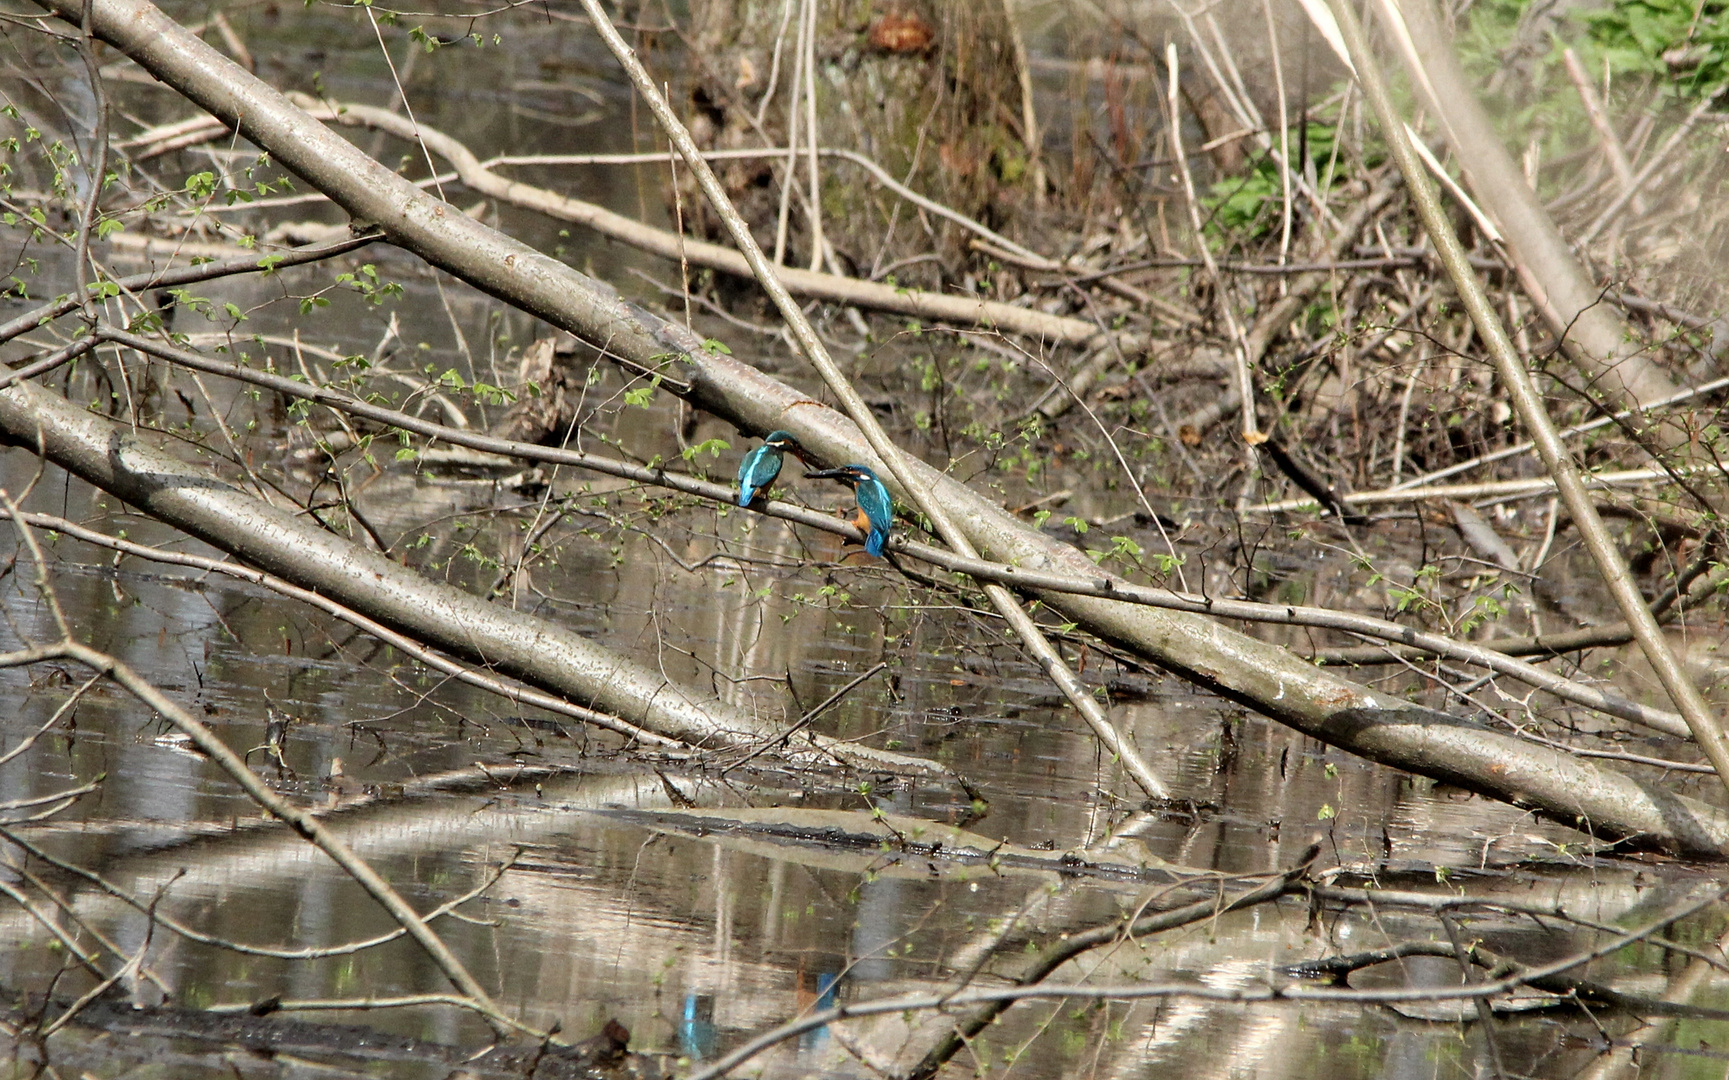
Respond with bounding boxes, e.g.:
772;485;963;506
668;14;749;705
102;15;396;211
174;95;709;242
681;437;730;461
623;374;662;409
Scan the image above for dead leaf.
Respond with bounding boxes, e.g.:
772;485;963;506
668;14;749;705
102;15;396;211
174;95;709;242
870;11;935;54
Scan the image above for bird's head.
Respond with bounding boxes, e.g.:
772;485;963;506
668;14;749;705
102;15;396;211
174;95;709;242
762;430;798;450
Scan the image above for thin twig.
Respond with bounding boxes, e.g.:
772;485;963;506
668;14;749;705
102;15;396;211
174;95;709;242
1166;43;1257;442
92;329;1696;738
1332;0;1729;796
577;0;1171;802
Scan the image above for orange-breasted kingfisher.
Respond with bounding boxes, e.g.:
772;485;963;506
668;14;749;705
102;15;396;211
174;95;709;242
805;465;893;557
736;431;800;506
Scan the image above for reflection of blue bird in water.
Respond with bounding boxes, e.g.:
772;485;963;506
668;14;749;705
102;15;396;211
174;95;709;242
736;431;800;506
680;992;717;1059
798;972;840;1053
805;465;893;556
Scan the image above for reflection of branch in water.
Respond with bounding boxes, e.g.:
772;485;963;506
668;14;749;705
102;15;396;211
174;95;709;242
0;507;672;748
1582;920;1729;1080
686;847;1317;1080
1285;925;1729;1023
0;494;528;1039
904;844;1319;1080
688;857;1729;1080
4;826;518;961
37;879;165;1039
1315;882;1729;973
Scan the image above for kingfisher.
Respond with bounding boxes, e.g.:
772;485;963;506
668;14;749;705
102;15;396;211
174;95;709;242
736;431;801;506
805;465;893;557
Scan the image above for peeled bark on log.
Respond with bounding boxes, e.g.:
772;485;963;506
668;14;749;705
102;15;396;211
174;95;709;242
40;0;1729;855
1391;0;1680;417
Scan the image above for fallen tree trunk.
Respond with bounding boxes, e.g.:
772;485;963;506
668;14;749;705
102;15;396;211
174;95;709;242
89;324;1694;743
37;0;1729;855
682;345;1729;854
113;104;1109;346
0;376;953;782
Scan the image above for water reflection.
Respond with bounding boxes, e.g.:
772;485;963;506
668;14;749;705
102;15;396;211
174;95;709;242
0;429;1698;1079
680;993;717;1060
0;4;1720;1077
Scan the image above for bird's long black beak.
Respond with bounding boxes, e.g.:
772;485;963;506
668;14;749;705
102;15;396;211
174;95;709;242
802;467;849;480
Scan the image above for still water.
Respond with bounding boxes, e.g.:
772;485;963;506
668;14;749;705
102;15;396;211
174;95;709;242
0;3;1724;1078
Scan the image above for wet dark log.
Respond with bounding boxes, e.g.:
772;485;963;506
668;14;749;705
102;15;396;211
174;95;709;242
901;846;1318;1080
1261;435;1367;524
0;992;653;1080
33;0;1729;855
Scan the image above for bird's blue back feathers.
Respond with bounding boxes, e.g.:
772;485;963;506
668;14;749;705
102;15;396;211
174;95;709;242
736;442;784;506
852;470;894;556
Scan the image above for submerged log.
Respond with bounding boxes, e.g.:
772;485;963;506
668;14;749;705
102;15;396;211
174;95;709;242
29;0;1729;855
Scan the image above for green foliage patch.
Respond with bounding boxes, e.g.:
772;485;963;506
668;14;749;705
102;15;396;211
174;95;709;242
1576;0;1729;97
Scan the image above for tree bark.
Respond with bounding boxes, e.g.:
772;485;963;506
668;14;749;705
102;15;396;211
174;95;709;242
34;0;1729;855
682;343;1729;855
0;376;953;780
